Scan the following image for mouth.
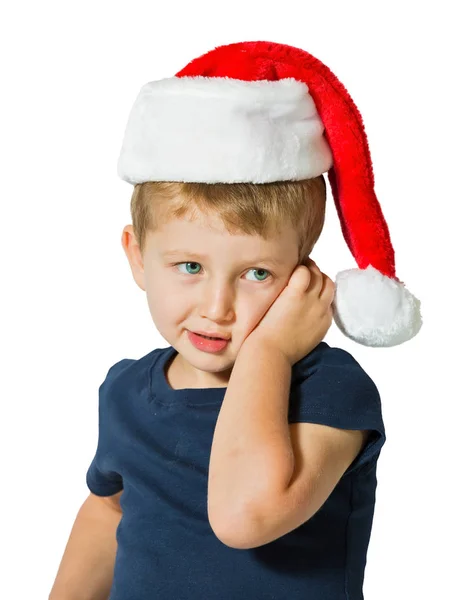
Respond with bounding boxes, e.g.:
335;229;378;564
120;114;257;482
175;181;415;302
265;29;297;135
187;330;231;353
191;330;230;341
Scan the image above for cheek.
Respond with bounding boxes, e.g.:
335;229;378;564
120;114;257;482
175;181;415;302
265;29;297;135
144;271;181;317
146;291;181;322
237;293;279;331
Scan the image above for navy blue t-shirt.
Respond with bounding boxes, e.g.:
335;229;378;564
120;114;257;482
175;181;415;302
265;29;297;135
86;341;386;599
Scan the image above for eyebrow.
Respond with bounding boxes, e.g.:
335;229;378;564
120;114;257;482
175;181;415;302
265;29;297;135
161;249;286;266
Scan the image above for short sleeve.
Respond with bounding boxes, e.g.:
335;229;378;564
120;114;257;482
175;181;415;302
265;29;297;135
288;346;386;477
86;359;131;496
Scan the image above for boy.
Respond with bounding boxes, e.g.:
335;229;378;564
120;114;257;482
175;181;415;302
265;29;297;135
49;41;422;599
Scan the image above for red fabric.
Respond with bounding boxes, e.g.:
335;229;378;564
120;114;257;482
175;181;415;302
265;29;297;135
175;41;396;280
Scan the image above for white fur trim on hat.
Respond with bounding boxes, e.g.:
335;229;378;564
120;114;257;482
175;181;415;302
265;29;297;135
117;76;333;184
332;265;423;347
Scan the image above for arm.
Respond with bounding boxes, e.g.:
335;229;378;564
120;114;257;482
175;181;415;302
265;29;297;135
207;338;370;550
207;339;295;540
49;491;123;600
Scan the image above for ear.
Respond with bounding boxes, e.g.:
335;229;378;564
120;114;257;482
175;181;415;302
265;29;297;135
121;225;146;291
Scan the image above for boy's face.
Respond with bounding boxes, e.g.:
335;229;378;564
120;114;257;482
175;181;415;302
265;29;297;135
122;208;300;388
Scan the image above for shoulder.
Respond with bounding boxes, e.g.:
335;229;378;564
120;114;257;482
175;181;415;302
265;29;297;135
97;349;164;425
293;341;367;372
103;358;136;382
293;342;378;391
101;347;163;388
98;348;165;415
289;342;382;415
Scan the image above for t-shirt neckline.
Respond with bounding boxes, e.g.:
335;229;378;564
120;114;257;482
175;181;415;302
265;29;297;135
149;345;227;405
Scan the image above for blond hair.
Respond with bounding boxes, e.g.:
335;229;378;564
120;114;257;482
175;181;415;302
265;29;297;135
130;177;326;265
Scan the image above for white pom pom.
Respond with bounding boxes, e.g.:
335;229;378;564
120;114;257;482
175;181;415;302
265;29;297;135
332;265;423;347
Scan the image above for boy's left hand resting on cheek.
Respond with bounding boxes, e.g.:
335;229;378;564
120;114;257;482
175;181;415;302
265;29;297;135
208;258;370;550
244;257;335;365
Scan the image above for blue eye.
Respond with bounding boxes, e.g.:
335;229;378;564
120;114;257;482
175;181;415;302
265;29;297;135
244;268;270;282
174;262;270;282
176;262;201;275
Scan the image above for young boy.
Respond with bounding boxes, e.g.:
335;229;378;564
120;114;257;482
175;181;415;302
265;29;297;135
49;41;422;600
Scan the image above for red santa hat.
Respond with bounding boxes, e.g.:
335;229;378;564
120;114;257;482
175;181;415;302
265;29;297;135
117;40;422;348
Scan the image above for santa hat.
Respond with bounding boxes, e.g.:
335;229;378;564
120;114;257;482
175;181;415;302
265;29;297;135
117;40;422;348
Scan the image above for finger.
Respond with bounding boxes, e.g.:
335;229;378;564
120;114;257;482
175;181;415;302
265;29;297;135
295;265;311;291
320;274;336;303
305;259;324;296
306;260;334;299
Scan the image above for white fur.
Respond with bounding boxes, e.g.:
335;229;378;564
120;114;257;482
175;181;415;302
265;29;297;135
332;265;423;347
117;76;333;184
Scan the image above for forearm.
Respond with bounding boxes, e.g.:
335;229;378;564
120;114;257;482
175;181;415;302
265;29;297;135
207;339;295;527
49;493;121;600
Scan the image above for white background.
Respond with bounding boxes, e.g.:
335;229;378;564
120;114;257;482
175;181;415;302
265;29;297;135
2;1;451;598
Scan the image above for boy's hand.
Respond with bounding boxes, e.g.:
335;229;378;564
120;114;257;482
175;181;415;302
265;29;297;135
243;258;335;366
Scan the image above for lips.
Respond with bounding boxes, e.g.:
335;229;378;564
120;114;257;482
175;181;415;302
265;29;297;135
188;330;230;353
192;330;230;340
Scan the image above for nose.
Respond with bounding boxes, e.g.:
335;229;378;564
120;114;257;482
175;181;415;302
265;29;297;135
199;277;235;321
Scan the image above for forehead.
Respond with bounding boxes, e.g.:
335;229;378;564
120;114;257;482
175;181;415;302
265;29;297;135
147;213;299;263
